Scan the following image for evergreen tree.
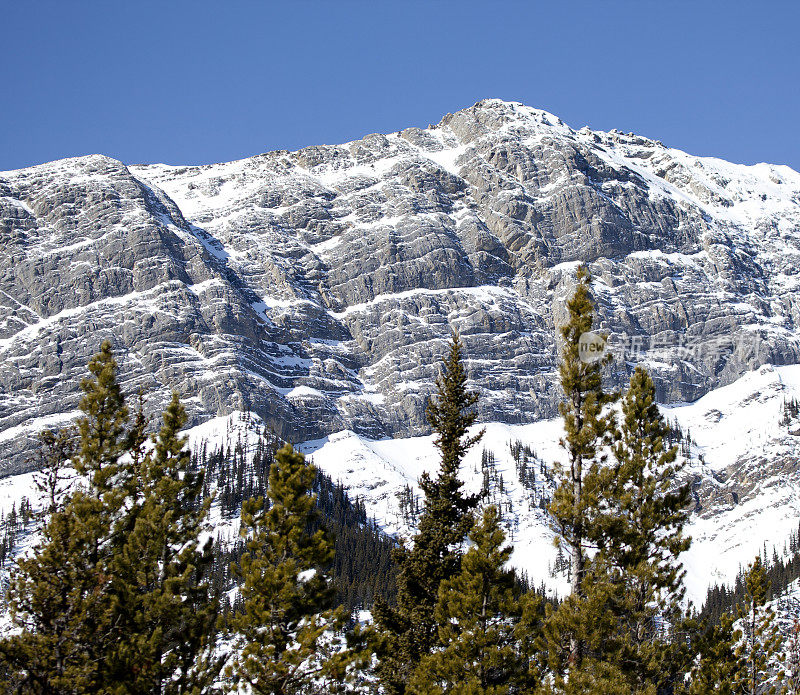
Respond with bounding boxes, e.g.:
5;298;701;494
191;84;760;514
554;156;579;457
0;653;23;694
591;366;693;690
374;331;482;695
408;505;541;695
687;613;746;694
0;501;104;692
735;556;785;694
686;559;786;694
562;659;655;695
108;392;220;693
547;267;616;669
30;427;76;516
0;341;131;692
539;569;620;690
227;443;364;694
0;346;220;694
74;339;131;496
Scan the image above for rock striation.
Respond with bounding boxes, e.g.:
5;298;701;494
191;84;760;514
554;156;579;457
1;99;799;474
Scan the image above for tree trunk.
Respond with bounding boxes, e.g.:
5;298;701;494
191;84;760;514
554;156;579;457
569;450;583;667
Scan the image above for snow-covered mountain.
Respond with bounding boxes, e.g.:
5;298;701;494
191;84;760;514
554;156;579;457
1;98;800;599
1;99;799;475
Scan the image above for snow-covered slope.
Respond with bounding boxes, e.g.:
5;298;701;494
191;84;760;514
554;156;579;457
1;363;800;607
301;419;568;594
672;365;800;603
297;363;800;605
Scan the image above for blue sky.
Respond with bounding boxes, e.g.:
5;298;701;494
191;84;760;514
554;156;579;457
3;1;798;171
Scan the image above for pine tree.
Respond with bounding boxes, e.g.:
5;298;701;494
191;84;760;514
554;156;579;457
687;613;745;694
74;339;131;496
408;505;541;694
547;267;616;669
686;559;785;694
0;502;104;692
0;341;131;692
374;331;482;695
227;443;364;694
0;346;220;694
590;366;693;690
30;427;76;516
107;392;220;693
539;568;620;690
562;659;655;695
735;556;785;694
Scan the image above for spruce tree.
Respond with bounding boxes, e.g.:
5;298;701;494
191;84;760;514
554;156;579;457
408;505;541;695
374;330;482;695
547;266;616;669
227;443;363;694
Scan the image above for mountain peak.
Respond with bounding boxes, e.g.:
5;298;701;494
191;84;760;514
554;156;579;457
431;98;572;143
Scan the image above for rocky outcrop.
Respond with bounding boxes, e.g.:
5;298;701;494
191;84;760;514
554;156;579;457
1;99;799;474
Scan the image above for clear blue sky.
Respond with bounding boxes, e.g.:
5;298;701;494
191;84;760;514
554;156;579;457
3;1;799;171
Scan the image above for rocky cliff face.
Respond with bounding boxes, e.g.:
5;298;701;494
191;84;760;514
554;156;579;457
1;99;799;474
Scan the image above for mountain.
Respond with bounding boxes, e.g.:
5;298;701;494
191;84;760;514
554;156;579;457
1;97;800;602
2;357;799;606
1;99;799;475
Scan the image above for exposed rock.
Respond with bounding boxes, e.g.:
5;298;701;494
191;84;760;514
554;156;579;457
1;99;799;475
